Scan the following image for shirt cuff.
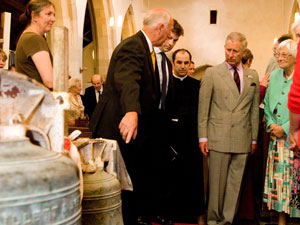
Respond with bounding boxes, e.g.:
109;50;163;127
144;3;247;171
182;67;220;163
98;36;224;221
199;138;208;143
252;140;257;144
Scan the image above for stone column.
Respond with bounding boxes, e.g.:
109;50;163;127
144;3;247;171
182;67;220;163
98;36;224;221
1;12;11;70
50;26;69;152
52;26;69;92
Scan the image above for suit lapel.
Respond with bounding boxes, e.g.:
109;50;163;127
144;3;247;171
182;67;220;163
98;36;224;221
235;66;251;107
136;31;159;93
219;63;240;98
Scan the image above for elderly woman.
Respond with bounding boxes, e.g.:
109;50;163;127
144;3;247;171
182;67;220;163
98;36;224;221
68;77;85;125
263;39;300;224
15;0;55;89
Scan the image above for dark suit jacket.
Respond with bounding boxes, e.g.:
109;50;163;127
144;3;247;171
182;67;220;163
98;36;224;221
82;85;102;119
89;30;173;149
169;76;205;214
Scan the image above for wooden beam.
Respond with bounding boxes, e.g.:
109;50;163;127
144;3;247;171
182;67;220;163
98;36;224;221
1;0;26;12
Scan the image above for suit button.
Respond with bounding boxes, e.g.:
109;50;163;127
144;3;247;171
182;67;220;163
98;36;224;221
281;92;284;95
278;102;281;105
284;80;287;83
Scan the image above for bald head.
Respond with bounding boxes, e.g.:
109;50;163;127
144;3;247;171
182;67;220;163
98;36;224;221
91;74;103;91
142;8;173;47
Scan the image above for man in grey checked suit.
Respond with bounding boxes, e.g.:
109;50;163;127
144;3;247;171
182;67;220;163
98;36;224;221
198;32;259;225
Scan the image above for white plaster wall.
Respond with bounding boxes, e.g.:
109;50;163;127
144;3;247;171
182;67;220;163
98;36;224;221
141;0;294;77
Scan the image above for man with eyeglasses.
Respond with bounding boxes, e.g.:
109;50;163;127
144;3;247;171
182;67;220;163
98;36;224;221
82;74;104;119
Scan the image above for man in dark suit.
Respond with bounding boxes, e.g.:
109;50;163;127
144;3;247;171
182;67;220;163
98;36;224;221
82;74;103;119
198;32;260;225
89;8;174;225
153;19;184;225
167;49;205;224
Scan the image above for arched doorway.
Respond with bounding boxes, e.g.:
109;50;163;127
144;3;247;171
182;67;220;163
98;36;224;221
121;5;136;41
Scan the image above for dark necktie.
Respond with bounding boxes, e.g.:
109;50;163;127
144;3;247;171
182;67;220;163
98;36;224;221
160;52;167;109
97;91;101;102
233;67;240;93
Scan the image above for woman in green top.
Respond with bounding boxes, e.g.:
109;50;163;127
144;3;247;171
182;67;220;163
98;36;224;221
15;0;55;89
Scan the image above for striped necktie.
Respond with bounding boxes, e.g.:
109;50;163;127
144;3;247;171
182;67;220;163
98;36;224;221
160;52;167;109
233;67;240;93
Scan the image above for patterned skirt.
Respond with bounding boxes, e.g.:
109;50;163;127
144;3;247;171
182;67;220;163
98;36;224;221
263;138;300;217
291;156;300;211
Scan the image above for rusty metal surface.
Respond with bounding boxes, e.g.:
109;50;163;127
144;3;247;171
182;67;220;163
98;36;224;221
0;133;81;224
0;70;82;224
82;170;123;225
0;70;57;132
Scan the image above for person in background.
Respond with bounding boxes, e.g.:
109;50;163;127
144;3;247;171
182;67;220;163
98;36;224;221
242;48;253;68
289;19;300;155
15;0;55;89
153;19;184;225
263;39;299;225
82;74;104;119
242;48;269;103
187;60;195;76
89;8;173;225
8;51;16;71
169;48;205;224
288;18;300;220
68;77;85;125
0;49;7;69
198;32;259;225
265;34;293;75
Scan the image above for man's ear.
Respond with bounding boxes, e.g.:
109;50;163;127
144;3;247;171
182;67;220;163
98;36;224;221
158;23;164;32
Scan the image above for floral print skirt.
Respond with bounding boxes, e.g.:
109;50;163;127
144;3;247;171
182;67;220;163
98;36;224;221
291;156;300;212
263;138;300;217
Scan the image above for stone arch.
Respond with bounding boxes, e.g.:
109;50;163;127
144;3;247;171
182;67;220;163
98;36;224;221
121;5;136;41
48;0;84;78
289;0;300;35
87;0;115;81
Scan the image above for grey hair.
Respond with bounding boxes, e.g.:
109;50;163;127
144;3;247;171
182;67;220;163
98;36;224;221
143;8;171;30
68;77;81;90
277;39;297;58
225;32;248;51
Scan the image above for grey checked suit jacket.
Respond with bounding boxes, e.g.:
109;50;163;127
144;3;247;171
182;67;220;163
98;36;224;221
198;62;260;153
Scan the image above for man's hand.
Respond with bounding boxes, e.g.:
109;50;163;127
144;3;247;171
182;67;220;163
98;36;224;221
119;111;138;143
260;72;270;88
270;124;284;138
199;142;209;156
251;143;257;155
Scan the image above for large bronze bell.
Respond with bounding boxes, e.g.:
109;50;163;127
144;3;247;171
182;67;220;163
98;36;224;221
76;139;124;225
0;124;81;224
82;169;123;225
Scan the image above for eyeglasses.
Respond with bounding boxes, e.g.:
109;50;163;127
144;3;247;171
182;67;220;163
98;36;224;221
274;53;292;59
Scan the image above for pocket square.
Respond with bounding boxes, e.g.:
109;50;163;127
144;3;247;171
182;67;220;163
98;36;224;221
251;82;256;86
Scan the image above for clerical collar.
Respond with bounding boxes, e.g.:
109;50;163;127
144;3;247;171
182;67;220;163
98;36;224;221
173;74;187;81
